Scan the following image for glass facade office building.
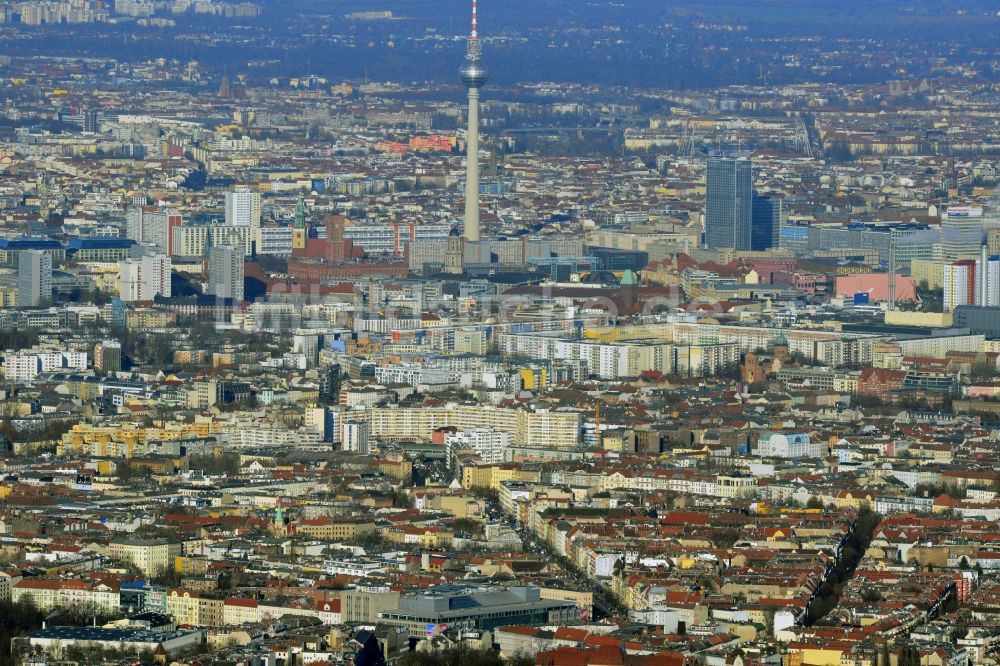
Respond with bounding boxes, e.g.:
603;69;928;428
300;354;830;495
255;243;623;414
751;193;782;251
705;156;753;250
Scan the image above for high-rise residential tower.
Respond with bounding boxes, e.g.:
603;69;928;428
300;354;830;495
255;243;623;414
224;187;261;227
17;249;52;307
129;207;183;254
208;244;245;302
943;259;977;312
119;253;172;302
460;0;486;243
984;247;1000;308
705;156;753;250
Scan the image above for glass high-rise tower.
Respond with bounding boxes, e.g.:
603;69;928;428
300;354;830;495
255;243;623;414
751;193;782;251
705;156;753;250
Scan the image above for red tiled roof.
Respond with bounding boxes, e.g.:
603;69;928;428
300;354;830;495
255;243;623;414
225;597;258;608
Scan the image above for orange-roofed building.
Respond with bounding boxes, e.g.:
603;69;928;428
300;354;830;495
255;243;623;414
834;273;917;302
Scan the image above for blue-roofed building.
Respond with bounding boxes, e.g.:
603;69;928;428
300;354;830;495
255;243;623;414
0;237;65;267
67;236;136;262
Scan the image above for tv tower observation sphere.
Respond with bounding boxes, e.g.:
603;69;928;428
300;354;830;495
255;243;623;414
460;57;487;89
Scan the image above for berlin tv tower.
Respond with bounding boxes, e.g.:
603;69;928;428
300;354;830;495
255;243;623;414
460;0;486;242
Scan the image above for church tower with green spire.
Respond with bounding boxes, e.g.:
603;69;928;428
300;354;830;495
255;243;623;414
294;195;306;228
292;195;307;250
273;505;287;535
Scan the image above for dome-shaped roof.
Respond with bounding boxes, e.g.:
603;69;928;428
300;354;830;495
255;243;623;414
460;58;487;88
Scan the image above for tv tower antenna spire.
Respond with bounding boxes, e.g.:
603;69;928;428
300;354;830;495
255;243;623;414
460;0;487;243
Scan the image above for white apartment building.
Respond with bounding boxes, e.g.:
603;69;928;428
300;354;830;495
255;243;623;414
4;351;88;382
125;206;144;241
119;253;171;302
374;364;452;387
942;252;1000;312
498;332;735;379
172;225;253;257
354;317;423;334
943;260;976;312
343;222;450;254
445;429;512;465
139;208;183;254
671;322;878;368
255;226;294;255
4;354;41;382
225;188;261;227
223;427;323;448
342;421;371;455
896;334;985;358
350;404;581;449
